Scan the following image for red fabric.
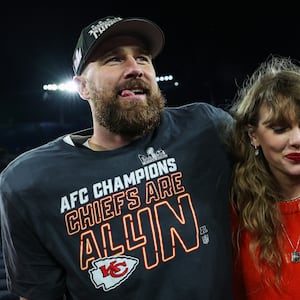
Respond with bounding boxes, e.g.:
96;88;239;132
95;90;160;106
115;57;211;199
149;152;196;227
232;199;300;300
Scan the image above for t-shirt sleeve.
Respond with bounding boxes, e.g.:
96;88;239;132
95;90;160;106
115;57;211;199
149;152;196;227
0;174;66;299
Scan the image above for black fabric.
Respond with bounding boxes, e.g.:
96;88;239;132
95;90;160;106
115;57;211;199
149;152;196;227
0;248;18;300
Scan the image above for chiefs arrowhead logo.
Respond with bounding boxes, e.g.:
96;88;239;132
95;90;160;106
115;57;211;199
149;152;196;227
89;255;139;291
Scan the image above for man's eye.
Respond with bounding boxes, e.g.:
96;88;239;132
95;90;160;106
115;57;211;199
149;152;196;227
108;57;121;62
136;56;150;63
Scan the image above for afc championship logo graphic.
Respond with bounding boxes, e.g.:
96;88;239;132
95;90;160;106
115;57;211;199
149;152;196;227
138;147;168;165
89;255;139;291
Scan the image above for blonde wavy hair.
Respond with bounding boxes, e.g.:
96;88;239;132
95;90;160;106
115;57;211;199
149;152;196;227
230;54;300;285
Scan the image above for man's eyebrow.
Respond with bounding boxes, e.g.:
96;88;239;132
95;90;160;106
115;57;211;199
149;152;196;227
102;48;121;57
105;46;150;56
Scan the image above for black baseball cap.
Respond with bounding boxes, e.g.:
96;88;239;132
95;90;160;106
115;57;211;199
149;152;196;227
72;16;165;76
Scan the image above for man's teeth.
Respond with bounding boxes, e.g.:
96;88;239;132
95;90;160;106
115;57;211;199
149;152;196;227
132;89;143;94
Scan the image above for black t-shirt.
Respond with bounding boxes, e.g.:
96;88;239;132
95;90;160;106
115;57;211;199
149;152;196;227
0;103;234;300
0;246;18;300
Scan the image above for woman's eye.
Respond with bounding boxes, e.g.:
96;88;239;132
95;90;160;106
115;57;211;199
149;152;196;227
272;126;287;133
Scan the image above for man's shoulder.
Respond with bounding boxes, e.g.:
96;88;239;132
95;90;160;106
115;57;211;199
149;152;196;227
165;102;232;121
167;101;228;112
1;136;65;176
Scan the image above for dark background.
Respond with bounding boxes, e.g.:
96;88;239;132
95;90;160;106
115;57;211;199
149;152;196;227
1;1;300;166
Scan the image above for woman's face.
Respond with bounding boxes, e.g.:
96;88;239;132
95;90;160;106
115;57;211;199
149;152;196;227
249;105;300;182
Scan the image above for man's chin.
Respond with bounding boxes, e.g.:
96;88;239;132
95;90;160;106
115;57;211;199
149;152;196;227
118;98;148;109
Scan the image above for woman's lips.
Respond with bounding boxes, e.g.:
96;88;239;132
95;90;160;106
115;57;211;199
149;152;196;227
286;153;300;161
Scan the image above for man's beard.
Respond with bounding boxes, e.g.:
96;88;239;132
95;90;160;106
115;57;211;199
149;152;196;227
89;80;166;138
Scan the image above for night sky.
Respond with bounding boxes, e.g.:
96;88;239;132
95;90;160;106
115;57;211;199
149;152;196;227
1;1;300;154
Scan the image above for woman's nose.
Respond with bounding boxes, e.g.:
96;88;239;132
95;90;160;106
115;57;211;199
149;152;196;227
289;127;300;147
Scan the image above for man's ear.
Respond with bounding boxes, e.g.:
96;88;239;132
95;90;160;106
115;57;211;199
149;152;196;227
73;76;89;100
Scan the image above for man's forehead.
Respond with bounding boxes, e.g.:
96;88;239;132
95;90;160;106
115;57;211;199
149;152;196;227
93;35;148;57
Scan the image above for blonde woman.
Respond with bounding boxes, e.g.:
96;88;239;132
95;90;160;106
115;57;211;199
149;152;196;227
230;55;300;299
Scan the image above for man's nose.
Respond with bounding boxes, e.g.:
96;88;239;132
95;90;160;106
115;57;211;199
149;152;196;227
123;57;143;78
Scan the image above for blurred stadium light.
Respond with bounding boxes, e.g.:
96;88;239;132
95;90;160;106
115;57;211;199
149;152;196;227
43;74;179;93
